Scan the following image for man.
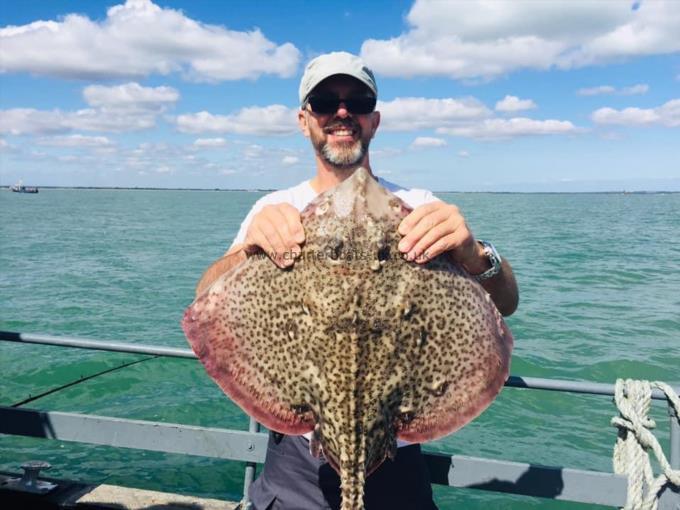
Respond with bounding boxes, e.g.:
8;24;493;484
196;52;518;510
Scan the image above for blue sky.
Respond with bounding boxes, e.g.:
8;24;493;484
1;0;678;191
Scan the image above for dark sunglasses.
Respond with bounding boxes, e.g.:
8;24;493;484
306;95;377;115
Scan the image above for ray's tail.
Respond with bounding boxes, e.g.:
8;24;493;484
339;458;366;510
339;432;367;510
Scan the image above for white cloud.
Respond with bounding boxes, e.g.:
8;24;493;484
281;155;299;165
621;84;649;95
371;147;403;158
116;141;201;174
0;0;300;81
0;138;15;152
193;137;228;147
0;106;160;134
378;97;491;131
0;82;177;135
458;150;470;158
577;84;649;96
83;83;179;110
374;95;576;139
495;95;537;112
591;98;680;127
176;105;298;135
437;117;578;139
243;144;264;159
1;109;66;135
37;134;113;147
361;0;680;80
410;136;447;148
578;85;617;96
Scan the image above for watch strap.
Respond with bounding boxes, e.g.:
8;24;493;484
472;240;502;282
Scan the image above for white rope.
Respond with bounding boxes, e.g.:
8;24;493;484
612;379;680;510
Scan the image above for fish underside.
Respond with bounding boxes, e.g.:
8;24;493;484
182;168;513;510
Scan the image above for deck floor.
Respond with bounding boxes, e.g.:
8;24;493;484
0;472;240;509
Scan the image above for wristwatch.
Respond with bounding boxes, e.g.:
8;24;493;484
472;240;502;282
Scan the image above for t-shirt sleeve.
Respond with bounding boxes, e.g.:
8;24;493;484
228;197;268;251
399;188;441;209
227;187;306;251
419;189;440;207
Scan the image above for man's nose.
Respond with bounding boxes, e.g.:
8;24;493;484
335;101;349;118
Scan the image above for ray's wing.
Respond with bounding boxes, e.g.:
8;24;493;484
391;262;513;443
182;257;317;434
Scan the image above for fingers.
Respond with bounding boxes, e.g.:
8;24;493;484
398;203;459;257
244;204;305;268
398;201;441;236
416;229;469;263
279;203;305;244
247;221;289;265
398;202;476;264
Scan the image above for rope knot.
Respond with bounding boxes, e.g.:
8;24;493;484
612;378;680;510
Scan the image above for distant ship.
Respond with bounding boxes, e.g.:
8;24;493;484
10;180;39;193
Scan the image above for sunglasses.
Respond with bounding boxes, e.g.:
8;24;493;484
306;95;377;115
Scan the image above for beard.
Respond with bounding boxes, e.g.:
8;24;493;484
311;120;370;170
321;139;365;169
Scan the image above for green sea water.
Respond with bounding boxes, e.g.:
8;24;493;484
1;188;679;509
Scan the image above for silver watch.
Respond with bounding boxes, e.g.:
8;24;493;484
472;240;502;282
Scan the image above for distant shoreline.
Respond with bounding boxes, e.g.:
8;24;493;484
2;186;678;194
2;185;277;192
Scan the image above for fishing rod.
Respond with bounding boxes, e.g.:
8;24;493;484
10;355;158;408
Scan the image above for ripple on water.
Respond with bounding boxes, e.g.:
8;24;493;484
1;190;679;508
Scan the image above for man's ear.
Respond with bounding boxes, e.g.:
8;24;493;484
298;109;310;137
370;111;381;138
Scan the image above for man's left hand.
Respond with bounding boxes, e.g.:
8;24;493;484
397;202;487;273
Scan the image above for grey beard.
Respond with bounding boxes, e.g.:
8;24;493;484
320;139;366;169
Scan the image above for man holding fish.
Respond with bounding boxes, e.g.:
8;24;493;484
194;52;518;510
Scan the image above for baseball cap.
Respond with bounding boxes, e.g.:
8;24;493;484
298;52;378;106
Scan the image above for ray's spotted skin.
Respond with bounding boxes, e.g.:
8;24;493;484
182;167;513;510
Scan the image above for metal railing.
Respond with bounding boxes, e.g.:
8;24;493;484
1;330;678;509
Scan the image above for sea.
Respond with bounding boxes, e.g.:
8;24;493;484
1;188;678;510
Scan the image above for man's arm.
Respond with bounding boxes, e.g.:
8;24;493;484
461;246;519;317
194;203;305;298
195;245;247;297
398;201;519;317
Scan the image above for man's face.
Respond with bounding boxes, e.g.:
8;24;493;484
299;75;380;170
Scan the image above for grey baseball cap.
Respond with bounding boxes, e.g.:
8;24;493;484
298;52;378;106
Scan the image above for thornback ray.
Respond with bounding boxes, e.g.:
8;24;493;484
182;167;513;510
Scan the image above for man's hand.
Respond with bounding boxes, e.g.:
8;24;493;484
244;203;305;268
397;201;519;316
397;202;485;272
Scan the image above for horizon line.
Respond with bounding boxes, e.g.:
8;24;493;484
3;185;679;194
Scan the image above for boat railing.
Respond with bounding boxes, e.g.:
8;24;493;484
1;330;678;509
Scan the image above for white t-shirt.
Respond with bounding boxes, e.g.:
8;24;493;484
230;176;439;447
230;176;438;248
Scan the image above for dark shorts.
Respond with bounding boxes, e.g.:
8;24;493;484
249;432;438;510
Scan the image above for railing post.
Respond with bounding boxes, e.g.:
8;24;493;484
241;417;260;509
658;406;680;510
671;406;679;470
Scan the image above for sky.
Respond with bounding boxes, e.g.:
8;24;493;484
0;0;679;192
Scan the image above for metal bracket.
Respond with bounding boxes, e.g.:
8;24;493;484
0;460;57;494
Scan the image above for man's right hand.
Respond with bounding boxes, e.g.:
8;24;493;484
243;203;305;268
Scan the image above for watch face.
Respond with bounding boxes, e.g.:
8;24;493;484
474;241;501;282
484;242;501;266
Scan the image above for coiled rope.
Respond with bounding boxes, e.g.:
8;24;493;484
612;379;680;510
